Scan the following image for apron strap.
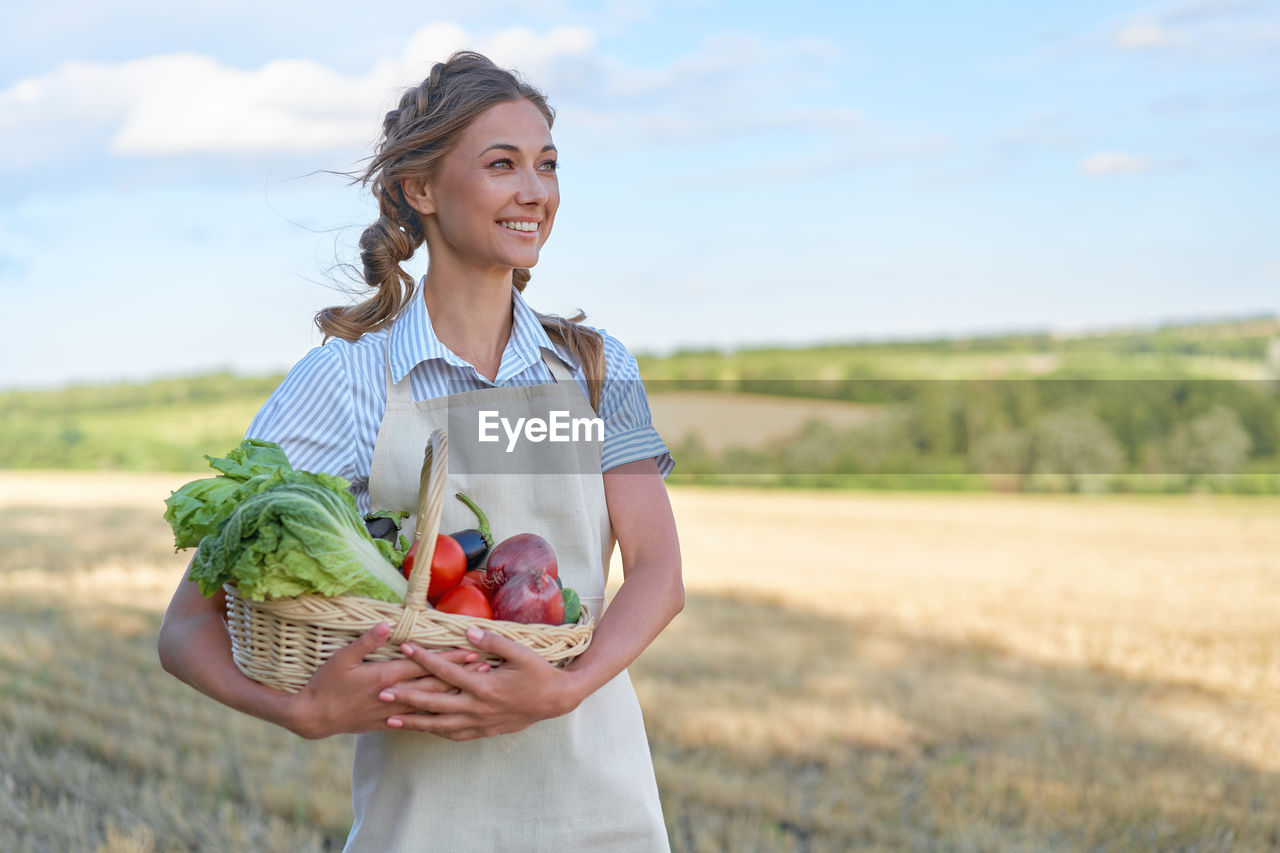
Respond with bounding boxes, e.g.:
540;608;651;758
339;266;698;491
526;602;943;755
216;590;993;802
539;347;597;413
540;347;577;384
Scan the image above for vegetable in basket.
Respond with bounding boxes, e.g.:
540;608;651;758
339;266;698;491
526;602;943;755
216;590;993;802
484;532;558;587
363;510;407;544
398;492;494;604
435;584;494;619
401;534;466;604
459;569;497;601
165;439;408;603
478;533;583;625
560;587;581;624
189;480;409;603
450;492;494;570
163;438;345;549
492;566;564;624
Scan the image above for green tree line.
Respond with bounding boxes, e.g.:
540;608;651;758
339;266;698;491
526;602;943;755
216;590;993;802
663;379;1280;494
3;317;1278;492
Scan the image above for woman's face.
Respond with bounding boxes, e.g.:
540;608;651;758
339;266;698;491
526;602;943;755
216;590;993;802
409;98;559;278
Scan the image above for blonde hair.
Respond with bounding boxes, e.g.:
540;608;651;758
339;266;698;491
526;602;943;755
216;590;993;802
316;50;604;409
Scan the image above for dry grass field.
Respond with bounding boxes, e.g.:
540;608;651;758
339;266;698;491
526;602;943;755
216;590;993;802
1;472;1278;851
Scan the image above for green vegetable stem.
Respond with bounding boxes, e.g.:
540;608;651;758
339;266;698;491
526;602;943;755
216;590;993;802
451;492;493;571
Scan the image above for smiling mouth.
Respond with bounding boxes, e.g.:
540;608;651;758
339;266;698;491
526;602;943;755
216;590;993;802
499;220;539;233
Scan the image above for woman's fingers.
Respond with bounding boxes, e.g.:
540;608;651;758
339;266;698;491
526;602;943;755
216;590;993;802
379;648;490;703
385;708;529;740
386;712;475;733
383;687;472;715
465;627;544;667
372;629;578;738
400;628;535;685
399;641;493;695
379;669;483;703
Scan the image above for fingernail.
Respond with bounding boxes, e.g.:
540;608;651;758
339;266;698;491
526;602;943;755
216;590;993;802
401;643;415;655
387;717;403;728
379;690;395;702
466;627;483;643
478;663;490;673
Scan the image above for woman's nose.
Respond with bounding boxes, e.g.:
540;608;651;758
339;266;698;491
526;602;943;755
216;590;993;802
515;167;549;205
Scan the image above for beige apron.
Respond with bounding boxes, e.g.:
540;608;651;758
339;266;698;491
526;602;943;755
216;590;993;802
344;347;670;852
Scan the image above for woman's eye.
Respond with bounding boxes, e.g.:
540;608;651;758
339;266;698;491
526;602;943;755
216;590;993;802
539;160;560;172
489;158;514;169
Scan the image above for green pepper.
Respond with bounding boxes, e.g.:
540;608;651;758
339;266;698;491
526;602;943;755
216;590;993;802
561;587;581;624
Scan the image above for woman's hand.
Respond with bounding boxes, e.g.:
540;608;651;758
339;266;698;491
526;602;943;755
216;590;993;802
378;627;585;741
158;575;491;740
289;622;492;740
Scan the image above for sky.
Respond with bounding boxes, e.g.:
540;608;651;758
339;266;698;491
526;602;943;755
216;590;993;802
1;0;1277;389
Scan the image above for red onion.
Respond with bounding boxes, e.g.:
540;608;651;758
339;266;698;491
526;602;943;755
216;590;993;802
492;568;565;625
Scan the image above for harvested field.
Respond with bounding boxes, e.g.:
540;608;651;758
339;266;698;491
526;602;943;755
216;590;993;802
646;392;879;452
2;472;1277;851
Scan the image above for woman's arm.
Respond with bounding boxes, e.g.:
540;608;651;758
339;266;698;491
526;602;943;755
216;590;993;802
382;456;684;739
563;455;685;694
157;565;469;739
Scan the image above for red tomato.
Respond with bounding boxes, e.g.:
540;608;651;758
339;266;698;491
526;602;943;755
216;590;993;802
400;541;418;580
459;569;496;602
435;584;494;619
427;535;467;604
402;535;467;605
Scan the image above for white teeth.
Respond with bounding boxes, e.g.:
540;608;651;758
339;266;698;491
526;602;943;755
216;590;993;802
500;221;538;232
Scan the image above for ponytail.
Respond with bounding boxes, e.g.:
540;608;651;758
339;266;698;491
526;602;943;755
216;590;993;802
315;206;422;340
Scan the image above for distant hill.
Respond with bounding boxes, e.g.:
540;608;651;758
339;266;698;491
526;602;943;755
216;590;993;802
635;313;1280;384
3;315;1278;493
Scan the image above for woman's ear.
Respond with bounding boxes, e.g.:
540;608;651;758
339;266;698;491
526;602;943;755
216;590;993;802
401;178;435;217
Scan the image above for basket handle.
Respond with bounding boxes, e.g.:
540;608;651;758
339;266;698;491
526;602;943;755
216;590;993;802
404;428;448;612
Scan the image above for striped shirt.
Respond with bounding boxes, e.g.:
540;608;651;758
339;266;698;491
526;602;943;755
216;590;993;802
246;280;673;514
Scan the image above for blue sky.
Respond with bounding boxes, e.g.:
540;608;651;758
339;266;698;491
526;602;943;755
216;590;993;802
1;0;1277;389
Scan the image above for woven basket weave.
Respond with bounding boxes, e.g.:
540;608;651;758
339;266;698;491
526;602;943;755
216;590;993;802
224;428;594;692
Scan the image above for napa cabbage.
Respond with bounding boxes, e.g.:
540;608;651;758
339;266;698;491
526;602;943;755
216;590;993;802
165;439;407;603
163;439;351;549
187;480;408;602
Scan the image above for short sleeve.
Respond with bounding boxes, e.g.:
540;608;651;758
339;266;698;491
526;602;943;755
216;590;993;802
597;333;674;478
244;344;361;485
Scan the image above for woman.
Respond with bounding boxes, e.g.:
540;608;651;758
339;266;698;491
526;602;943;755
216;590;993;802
158;51;683;850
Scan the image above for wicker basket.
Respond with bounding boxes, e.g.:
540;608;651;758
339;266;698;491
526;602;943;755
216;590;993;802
224;428;595;692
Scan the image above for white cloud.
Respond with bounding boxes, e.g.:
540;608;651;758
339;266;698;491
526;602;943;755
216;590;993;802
111;55;387;154
1113;21;1193;48
0;23;596;164
997;109;1082;152
0;22;856;176
1103;0;1280;59
1080;151;1150;176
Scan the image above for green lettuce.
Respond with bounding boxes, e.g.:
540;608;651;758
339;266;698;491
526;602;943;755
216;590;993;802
164;439;351;549
205;438;292;479
165;438;407;603
188;480;408;602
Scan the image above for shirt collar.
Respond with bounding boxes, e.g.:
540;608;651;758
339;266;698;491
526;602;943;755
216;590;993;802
388;278;577;384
